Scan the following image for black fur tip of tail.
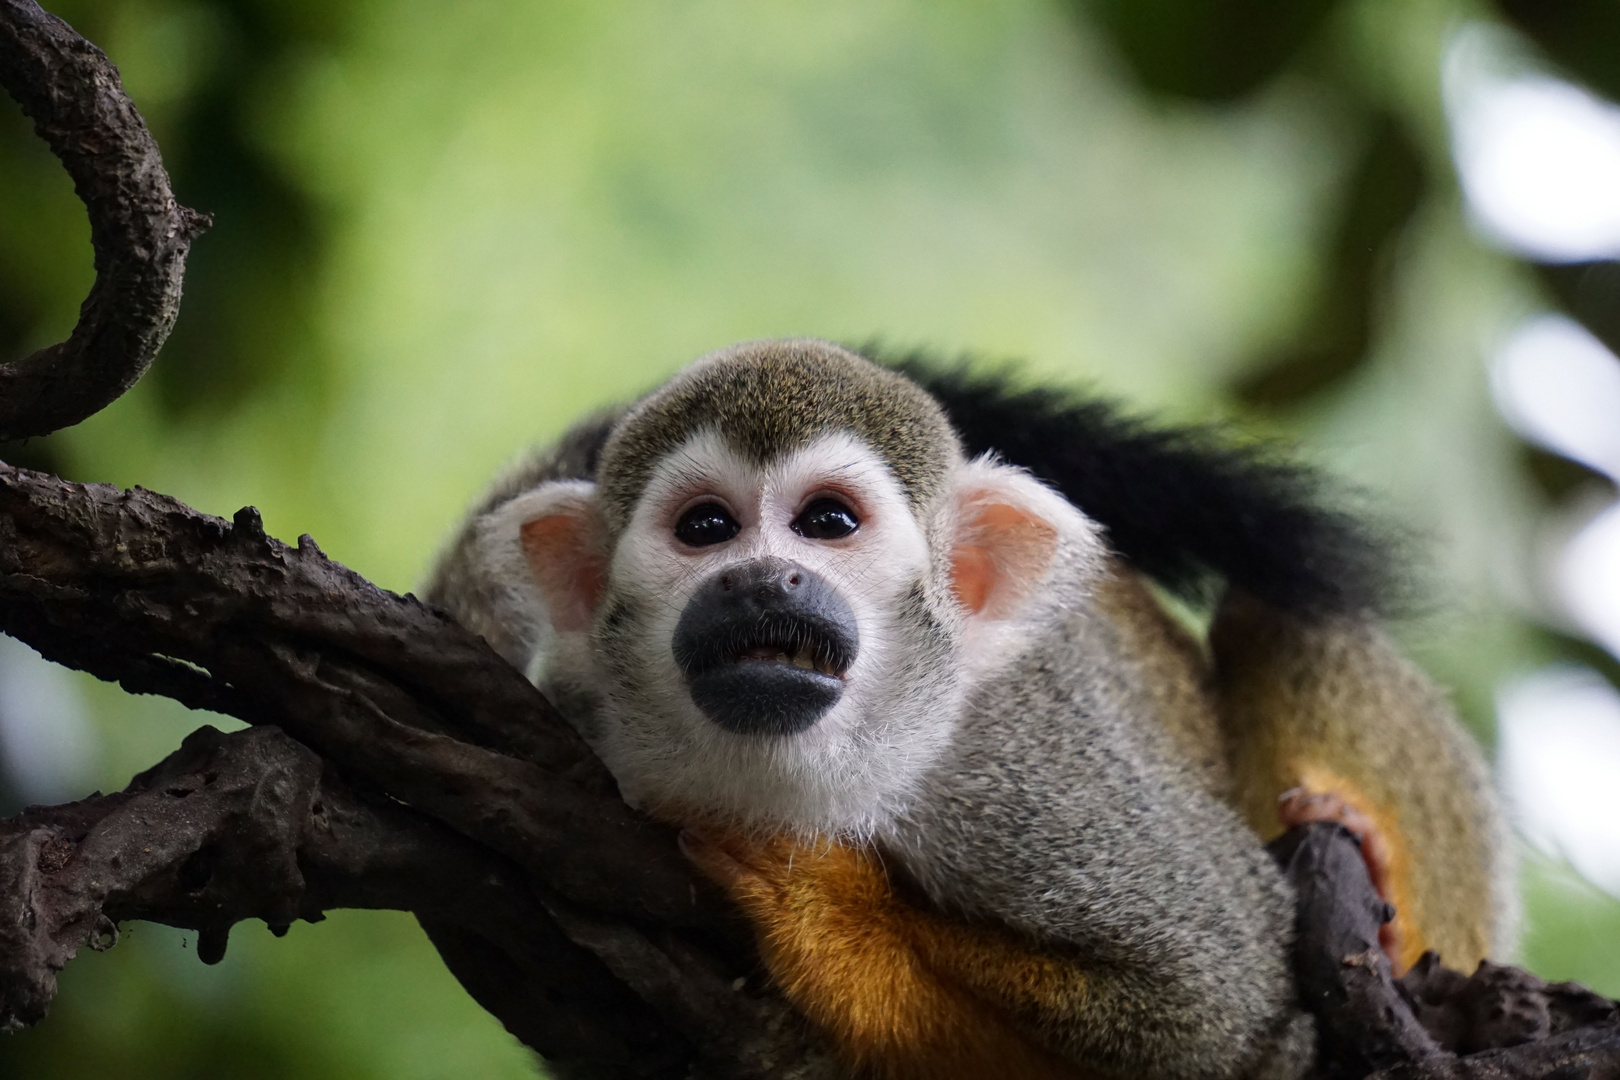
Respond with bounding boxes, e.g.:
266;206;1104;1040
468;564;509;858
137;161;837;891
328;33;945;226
867;347;1407;621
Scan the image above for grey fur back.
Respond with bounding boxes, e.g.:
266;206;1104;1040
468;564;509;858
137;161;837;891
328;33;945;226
883;574;1305;1080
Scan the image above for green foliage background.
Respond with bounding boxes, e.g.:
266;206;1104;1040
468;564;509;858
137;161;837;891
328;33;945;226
2;0;1617;1075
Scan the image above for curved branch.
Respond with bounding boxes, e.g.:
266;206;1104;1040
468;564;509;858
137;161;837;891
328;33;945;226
0;0;209;440
0;724;697;1077
0;719;830;1078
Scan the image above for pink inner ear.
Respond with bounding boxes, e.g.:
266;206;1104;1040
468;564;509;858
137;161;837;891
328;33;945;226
950;499;1059;620
520;513;607;633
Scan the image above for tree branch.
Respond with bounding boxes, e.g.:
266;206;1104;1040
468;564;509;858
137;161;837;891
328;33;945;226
0;463;838;1077
0;723;700;1076
1274;823;1620;1080
0;719;837;1078
0;0;209;439
0;465;715;925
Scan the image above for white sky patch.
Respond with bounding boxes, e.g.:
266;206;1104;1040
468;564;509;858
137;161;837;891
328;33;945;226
1498;668;1620;897
1489;314;1620;654
1557;503;1620;660
0;634;97;806
1446;24;1620;262
1490;315;1620;481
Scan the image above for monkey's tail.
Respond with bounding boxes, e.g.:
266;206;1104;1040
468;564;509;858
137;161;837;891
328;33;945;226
878;352;1407;620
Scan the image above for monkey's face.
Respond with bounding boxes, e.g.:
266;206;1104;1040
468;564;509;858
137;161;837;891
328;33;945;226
621;429;931;731
503;427;1101;837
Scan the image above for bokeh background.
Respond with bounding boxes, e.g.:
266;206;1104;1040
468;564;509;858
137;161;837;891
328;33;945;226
3;0;1620;1076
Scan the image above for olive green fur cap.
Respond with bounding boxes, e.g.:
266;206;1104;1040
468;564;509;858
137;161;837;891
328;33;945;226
597;339;961;529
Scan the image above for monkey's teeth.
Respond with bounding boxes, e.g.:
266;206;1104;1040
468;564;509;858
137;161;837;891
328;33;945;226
732;644;835;674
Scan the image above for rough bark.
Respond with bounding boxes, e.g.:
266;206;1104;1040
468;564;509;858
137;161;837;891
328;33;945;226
0;465;703;927
1276;824;1620;1080
2;1;1619;1077
0;722;824;1077
0;0;209;439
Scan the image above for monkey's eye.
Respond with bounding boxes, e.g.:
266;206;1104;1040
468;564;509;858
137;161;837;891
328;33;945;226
675;503;740;547
792;497;859;540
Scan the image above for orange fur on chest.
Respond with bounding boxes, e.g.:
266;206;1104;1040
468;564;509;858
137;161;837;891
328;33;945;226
695;832;1089;1080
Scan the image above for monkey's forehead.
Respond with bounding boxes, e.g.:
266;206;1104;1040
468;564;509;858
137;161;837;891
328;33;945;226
597;339;960;527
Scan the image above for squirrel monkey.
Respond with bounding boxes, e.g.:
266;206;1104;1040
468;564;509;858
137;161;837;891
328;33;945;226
426;340;1511;1079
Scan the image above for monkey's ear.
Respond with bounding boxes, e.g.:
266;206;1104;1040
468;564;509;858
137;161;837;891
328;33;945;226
497;480;610;634
947;458;1098;620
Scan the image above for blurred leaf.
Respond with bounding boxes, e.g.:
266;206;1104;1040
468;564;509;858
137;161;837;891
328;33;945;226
1534;260;1620;361
1518;440;1616;504
140;0;350;419
1493;0;1620;104
1233;112;1426;407
1072;0;1343;100
0;923;348;1080
0;912;540;1080
0;1000;318;1080
1520;854;1620;996
0;435;68;476
1533;625;1620;696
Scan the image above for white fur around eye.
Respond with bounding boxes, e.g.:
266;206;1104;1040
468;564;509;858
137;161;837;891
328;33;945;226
588;430;961;837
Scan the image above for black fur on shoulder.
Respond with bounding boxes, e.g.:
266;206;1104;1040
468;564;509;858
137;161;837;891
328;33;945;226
876;351;1404;619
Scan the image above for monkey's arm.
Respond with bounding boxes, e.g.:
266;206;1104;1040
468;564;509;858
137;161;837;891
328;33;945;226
1210;592;1509;974
685;831;1251;1080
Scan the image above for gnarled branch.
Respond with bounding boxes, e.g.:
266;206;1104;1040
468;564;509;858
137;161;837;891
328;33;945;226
0;723;706;1076
1276;823;1620;1080
0;0;208;439
0;465;709;927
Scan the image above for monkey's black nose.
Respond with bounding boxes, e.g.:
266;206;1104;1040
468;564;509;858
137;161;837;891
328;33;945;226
673;557;858;736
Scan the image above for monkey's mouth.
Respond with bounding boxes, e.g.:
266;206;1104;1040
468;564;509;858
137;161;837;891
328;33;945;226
679;617;854;682
674;616;857;736
729;635;849;679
